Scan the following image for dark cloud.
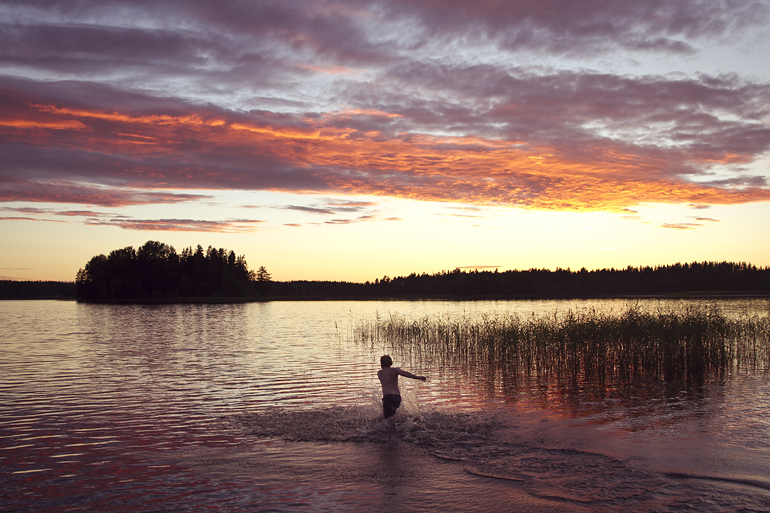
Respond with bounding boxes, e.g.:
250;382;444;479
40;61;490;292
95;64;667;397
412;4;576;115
0;206;119;217
388;0;768;55
2;0;765;95
281;200;376;216
283;205;337;215
0;206;49;215
324;200;377;211
698;175;769;187
0;176;210;207
0;1;768;214
0;204;261;231
0;216;64;222
0;0;394;92
323;214;378;225
56;210;122;218
84;218;264;232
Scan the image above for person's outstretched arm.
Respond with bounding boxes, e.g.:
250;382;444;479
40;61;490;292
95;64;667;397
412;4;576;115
396;368;426;381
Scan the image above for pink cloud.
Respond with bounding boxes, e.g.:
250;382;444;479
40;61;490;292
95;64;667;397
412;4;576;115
1;206;118;217
0;177;209;207
84;218;265;233
660;223;703;230
0;216;64;223
0;1;768;214
2;78;769;212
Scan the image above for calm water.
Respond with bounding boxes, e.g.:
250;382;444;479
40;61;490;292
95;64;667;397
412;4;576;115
2;298;769;512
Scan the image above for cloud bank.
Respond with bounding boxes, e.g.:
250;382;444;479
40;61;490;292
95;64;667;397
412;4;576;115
1;0;769;219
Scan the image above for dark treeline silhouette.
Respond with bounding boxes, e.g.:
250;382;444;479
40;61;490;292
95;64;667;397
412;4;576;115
0;280;76;299
76;241;271;301
269;261;770;299
29;245;768;302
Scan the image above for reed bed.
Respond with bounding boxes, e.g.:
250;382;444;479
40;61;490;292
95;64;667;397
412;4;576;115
353;306;770;384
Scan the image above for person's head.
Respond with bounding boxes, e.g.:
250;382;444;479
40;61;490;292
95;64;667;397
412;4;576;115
380;354;393;368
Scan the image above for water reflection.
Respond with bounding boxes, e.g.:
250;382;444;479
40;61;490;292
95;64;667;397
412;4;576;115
1;299;769;512
364;302;770;418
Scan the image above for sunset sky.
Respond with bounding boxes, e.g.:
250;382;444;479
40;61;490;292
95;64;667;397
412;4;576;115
2;0;770;282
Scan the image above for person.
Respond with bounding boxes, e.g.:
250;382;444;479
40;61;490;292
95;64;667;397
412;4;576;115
377;354;426;422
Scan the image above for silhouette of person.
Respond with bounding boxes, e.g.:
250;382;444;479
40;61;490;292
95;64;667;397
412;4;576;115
377;355;426;423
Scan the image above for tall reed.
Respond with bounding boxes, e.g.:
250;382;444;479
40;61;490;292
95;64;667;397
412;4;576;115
353;306;770;384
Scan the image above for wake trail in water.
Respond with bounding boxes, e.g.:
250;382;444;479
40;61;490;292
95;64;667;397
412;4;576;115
227;406;498;444
223;405;770;512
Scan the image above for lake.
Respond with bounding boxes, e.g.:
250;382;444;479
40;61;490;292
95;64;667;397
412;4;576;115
2;298;769;512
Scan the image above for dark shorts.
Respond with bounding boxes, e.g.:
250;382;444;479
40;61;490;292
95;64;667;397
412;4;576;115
382;394;402;418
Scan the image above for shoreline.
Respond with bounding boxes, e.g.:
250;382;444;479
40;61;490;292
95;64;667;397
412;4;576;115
20;291;769;303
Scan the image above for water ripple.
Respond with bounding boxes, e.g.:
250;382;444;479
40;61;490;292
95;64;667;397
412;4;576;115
2;299;769;512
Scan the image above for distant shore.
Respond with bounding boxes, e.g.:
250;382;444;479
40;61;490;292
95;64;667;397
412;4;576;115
28;290;770;303
5;265;770;303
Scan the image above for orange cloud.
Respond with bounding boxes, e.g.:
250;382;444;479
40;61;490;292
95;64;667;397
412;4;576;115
0;119;87;130
3;95;769;212
31;104;222;128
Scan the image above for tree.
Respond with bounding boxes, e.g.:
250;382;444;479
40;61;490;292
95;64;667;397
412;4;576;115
256;266;271;282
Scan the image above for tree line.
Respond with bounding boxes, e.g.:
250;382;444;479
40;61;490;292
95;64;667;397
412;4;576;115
3;242;768;300
354;261;770;298
76;240;271;301
0;280;76;299
268;261;770;299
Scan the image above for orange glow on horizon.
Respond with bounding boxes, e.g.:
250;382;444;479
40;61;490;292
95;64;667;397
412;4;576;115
4;101;769;213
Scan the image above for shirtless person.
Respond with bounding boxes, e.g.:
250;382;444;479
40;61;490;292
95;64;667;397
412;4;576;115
377;355;426;422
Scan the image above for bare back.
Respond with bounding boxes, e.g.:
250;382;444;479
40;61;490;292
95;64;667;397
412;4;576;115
378;367;424;396
378;367;402;396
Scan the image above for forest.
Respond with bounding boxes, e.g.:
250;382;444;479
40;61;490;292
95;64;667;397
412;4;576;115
75;241;271;301
3;239;768;301
0;280;76;299
273;261;770;299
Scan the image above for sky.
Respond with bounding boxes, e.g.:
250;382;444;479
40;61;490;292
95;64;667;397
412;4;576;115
1;0;770;283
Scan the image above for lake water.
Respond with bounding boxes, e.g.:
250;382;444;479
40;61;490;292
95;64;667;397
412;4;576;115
2;298;770;512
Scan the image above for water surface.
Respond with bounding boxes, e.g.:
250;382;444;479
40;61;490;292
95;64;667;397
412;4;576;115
1;298;769;511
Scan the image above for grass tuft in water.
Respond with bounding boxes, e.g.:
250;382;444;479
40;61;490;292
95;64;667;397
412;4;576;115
353;306;770;384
